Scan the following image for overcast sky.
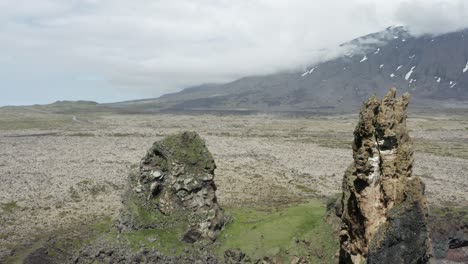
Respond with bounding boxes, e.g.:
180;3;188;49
1;0;468;106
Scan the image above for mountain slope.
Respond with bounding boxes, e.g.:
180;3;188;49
111;26;468;113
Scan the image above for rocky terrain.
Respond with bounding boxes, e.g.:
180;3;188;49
339;89;430;263
0;103;467;263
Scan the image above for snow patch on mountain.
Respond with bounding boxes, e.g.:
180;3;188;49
405;66;416;80
301;67;317;77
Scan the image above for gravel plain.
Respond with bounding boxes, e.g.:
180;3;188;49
0;108;467;260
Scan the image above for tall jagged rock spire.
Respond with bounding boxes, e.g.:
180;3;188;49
339;88;431;263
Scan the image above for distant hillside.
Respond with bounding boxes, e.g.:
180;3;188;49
48;100;98;106
1;100;107;115
110;26;468;113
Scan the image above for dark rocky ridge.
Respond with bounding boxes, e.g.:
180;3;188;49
107;26;468;113
338;88;431;263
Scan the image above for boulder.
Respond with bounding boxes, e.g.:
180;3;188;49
119;131;225;242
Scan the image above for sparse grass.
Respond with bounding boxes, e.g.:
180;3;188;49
68;132;95;137
123;190;190;231
295;184;318;195
416;173;436;180
121;226;187;254
33;217;115;262
4;216;116;263
68;187;81;202
0;233;9;240
76;180;109;196
107;132;146;137
1;202;19;213
125;193;161;227
4;238;48;264
215;201;338;263
415;139;468;159
0;107;105;131
429;205;468;243
284;132;352;149
0;115;71;130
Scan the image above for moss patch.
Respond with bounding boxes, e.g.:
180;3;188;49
1;202;19;213
122;188;191;232
154;131;215;173
121;226;188;255
215;201;339;263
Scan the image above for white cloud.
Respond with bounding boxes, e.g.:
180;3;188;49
395;0;468;35
0;0;467;104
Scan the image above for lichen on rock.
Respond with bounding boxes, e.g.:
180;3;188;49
119;131;225;243
339;88;431;263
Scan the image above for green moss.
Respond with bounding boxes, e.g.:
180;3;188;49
1;201;19;213
119;192;190;255
295;184;317;195
215;201;339;263
122;227;187;255
91;216;115;234
125;192;159;226
155;131;215;173
124;191;189;230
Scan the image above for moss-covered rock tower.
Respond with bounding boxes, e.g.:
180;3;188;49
120;131;225;243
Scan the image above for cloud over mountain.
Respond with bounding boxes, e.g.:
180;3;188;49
1;0;468;105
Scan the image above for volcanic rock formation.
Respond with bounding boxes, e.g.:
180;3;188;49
339;88;431;263
119;131;225;242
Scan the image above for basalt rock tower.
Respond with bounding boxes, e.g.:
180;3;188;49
119;131;225;243
339;88;431;263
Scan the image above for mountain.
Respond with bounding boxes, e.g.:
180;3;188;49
110;26;468;113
